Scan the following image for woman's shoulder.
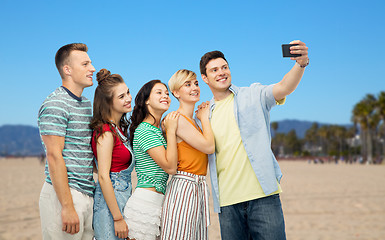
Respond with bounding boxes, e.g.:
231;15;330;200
134;123;164;144
92;123;112;136
101;123;114;132
93;124;117;140
136;122;160;133
178;114;200;131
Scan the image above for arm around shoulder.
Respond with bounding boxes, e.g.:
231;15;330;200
146;112;180;175
177;105;214;154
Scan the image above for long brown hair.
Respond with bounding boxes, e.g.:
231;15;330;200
90;68;129;144
129;80;167;145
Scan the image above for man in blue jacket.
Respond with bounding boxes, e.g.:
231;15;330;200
200;40;309;239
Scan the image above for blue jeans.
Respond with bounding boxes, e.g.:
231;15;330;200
218;194;286;240
93;166;134;240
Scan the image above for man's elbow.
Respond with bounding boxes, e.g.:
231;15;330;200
273;83;291;100
45;151;62;165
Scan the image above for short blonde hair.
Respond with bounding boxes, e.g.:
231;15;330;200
168;69;197;98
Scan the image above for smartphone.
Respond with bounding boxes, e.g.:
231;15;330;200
282;44;301;57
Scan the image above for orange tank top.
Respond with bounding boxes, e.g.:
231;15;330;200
177;114;208;175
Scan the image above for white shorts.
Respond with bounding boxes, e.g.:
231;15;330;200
39;182;94;240
123;188;164;240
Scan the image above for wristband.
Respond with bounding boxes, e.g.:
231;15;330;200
296;58;309;68
113;216;123;222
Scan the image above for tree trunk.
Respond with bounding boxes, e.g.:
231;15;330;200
382;140;385;164
360;129;367;161
366;129;373;164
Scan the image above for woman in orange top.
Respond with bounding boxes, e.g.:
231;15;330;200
161;69;215;240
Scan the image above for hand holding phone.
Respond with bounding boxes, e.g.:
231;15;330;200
282;44;301;58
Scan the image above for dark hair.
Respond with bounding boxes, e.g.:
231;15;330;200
199;50;228;76
55;43;88;78
129;80;167;145
90;68;128;144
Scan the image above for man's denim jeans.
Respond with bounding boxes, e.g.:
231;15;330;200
218;194;286;240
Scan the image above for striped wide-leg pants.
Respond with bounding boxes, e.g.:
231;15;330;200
161;171;210;240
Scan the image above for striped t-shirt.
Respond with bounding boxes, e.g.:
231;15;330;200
133;122;169;194
38;86;95;196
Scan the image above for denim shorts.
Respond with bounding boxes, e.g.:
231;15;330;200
93;166;134;240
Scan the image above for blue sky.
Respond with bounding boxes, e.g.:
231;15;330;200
1;0;384;127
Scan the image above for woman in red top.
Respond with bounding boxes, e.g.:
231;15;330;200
90;69;135;240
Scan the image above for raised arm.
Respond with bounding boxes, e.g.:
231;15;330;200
95;132;128;239
273;40;309;101
41;135;79;235
147;111;180;174
176;101;215;154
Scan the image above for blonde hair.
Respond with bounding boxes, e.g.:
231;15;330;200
168;69;197;98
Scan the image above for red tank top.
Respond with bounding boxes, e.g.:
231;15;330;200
92;124;131;172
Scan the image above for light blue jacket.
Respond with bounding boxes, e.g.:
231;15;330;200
208;83;283;213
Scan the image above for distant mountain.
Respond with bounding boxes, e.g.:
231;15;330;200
0;120;353;156
0;125;44;156
271;119;353;138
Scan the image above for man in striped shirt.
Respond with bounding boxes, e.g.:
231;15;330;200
38;43;96;240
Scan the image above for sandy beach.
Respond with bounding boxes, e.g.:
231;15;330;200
0;157;384;240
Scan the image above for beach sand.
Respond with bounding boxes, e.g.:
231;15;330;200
0;157;384;239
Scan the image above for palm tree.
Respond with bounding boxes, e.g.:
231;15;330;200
305;123;319;156
378;91;385;119
346;126;357;162
317;125;330;156
378;123;385;163
285;130;301;156
273;133;287;157
352;94;379;164
377;92;385;162
332;125;347;159
271;122;279;136
271;121;279;155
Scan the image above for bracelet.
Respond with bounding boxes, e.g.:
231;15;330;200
113;216;123;222
296;58;309;68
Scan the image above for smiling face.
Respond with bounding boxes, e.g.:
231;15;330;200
173;78;200;104
201;57;232;99
146;83;171;115
111;82;132;117
66;50;96;88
